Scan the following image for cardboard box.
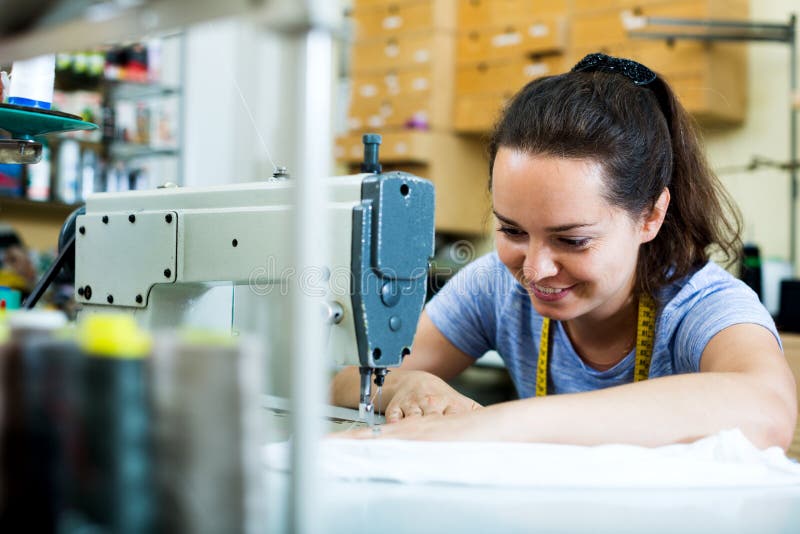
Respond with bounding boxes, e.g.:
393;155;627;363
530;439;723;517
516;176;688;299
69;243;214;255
453;92;511;133
571;0;748;49
457;0;569;29
335;131;492;234
351;66;435;102
456;15;568;64
352;0;457;41
351;33;454;74
349;32;455;130
456;55;566;96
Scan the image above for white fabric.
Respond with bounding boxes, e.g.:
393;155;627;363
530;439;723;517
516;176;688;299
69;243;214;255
263;429;800;489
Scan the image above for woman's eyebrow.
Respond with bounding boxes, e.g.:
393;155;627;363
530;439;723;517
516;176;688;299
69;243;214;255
493;210;595;232
492;210;520;226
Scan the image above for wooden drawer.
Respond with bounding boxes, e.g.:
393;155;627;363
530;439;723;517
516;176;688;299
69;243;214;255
336;131;492;234
669;60;746;126
336;130;436;162
352;66;435;101
457;0;568;29
572;0;672;13
348;95;437;131
456;55;566;96
571;0;748;49
352;0;457;41
571;40;718;78
456;15;567;64
454;92;512;133
351;33;453;74
569;40;747;126
353;0;422;9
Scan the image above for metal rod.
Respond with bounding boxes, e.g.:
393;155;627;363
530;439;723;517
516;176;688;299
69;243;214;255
288;23;333;534
789;14;798;268
628;16;793;44
628;31;788;43
628;13;799;267
645;16;793;32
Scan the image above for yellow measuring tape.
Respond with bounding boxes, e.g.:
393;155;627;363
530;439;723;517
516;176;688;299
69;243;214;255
536;294;656;396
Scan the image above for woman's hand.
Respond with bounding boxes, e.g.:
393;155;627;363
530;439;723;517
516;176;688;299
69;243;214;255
382;370;481;423
334;411;484;441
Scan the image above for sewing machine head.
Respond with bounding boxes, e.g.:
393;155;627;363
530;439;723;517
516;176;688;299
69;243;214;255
69;134;435;406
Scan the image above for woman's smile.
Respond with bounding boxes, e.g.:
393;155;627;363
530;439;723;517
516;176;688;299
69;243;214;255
530;282;573;302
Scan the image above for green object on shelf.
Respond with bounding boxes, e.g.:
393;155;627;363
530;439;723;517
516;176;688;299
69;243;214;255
0;102;98;140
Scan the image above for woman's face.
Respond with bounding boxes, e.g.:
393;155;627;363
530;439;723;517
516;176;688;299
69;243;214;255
492;148;661;323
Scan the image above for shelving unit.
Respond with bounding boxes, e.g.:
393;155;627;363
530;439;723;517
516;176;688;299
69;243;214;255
1;34;184;249
0;195;79;250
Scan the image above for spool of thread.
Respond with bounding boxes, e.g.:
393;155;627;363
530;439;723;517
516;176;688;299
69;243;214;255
8;54;56;110
17;334;83;532
151;331;264;534
0;310;68;531
76;314;154;534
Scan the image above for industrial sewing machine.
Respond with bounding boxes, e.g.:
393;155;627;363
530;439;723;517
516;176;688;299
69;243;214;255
30;135;435;415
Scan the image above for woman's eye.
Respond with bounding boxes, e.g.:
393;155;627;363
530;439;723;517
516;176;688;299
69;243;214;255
498;226;526;238
559;237;590;248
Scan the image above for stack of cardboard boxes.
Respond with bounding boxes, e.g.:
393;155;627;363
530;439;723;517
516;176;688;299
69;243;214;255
454;0;569;132
336;0;492;235
569;0;748;126
336;0;750;235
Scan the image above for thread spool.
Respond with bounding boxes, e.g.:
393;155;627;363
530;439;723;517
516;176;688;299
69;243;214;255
76;314;154;534
18;334;83;531
0;310;68;531
151;331;264;534
8;54;56;110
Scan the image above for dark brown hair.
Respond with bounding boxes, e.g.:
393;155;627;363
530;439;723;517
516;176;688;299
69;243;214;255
487;69;742;297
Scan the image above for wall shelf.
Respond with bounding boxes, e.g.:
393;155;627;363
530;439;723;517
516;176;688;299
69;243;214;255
0;195;80;215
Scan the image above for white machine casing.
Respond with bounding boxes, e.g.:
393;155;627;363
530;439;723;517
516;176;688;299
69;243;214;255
75;174;373;370
75;173;433;394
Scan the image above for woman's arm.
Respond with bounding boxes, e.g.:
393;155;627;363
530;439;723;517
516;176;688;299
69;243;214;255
340;323;797;450
330;311;482;420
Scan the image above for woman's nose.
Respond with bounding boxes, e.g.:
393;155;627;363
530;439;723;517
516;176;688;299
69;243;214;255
523;245;558;282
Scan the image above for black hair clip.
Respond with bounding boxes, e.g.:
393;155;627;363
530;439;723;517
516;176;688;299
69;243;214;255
571;53;657;86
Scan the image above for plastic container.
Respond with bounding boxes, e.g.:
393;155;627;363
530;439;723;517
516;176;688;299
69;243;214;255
8;54;56;110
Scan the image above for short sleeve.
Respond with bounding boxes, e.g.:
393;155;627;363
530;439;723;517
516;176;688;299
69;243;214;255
424;253;509;358
671;275;779;372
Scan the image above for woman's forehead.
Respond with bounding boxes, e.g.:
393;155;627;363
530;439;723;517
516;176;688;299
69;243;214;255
491;149;624;225
493;150;607;198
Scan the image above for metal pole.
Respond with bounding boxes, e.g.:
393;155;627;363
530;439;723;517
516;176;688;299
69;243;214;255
790;14;798;269
288;23;333;534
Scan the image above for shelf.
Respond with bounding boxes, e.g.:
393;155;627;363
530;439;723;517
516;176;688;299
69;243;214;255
0;196;81;216
106;80;181;101
46;136;103;149
0;103;98;140
108;143;179;160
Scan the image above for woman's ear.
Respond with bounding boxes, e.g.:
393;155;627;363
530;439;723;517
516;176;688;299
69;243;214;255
640;187;670;243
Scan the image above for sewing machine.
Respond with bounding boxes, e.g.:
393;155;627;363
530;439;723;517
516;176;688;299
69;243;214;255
71;135;435;413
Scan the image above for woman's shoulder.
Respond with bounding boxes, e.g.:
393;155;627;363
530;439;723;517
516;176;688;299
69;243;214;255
658;260;765;320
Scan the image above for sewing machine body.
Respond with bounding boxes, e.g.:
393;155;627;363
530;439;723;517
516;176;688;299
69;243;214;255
73;172;435;385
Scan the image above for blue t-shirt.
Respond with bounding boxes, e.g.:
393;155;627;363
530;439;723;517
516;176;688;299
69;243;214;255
425;252;780;398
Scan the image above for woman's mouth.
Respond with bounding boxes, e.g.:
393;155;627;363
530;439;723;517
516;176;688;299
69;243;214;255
530;283;571;302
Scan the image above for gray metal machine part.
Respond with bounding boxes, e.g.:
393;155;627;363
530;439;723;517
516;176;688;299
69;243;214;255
351;172;435;369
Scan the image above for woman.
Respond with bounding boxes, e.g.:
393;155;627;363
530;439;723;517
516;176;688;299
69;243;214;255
331;53;797;449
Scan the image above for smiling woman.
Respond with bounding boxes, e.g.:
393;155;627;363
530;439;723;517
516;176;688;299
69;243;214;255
330;53;797;450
